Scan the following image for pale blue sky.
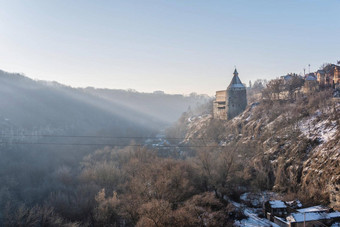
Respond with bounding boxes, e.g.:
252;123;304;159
0;0;339;95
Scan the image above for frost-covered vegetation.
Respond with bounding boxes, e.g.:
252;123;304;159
0;145;242;226
1;70;340;226
176;81;340;211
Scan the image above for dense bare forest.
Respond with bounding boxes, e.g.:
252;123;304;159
1;145;238;226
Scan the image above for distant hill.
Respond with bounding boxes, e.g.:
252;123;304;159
81;87;210;125
0;70;210;137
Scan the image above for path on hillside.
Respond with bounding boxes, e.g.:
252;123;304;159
231;201;280;227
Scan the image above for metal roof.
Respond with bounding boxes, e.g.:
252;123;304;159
269;200;287;208
306;75;317;81
228;69;245;89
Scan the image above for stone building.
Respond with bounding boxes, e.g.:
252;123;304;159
316;64;340;88
213;69;247;120
303;73;319;93
316;69;326;86
334;66;340;85
264;200;288;222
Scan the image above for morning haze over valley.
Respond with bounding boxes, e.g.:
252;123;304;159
0;1;340;227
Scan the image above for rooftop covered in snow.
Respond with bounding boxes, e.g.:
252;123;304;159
306;74;317;81
286;211;340;223
269;200;287;208
297;205;330;213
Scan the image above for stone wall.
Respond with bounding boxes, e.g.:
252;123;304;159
226;88;247;120
213;90;227;120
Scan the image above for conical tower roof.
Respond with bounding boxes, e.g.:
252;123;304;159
233;68;238;76
228;68;245;89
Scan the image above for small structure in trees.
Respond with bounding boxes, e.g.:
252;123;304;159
303;73;319;93
264;202;340;227
264;200;288;221
286;211;340;227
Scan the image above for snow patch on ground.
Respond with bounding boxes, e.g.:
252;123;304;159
299;117;337;143
184;114;212;141
232;201;280;227
240;192;282;208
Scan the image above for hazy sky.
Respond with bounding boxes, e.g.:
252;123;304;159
0;0;339;95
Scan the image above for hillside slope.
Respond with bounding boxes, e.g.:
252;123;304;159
83;87;210;124
178;92;340;210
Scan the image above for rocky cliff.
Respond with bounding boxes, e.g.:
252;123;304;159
179;92;340;209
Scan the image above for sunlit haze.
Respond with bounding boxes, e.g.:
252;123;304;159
0;0;339;95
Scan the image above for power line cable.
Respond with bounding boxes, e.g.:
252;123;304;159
0;133;217;141
0;141;222;148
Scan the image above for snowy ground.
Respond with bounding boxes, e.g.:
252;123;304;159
299;110;338;143
232;201;280;227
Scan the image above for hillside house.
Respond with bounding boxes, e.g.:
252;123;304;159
281;74;293;82
285;211;340;227
267;203;340;227
304;74;319;93
317;64;340;88
265;200;288;221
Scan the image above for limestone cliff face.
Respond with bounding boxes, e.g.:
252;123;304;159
181;100;340;209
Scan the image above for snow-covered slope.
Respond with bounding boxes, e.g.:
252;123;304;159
179;99;340;210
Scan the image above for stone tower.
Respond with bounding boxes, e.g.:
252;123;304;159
226;69;247;119
213;69;247;120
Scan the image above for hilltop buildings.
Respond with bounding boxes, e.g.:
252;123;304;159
316;64;340;88
302;64;340;93
213;69;247;120
212;63;340;120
